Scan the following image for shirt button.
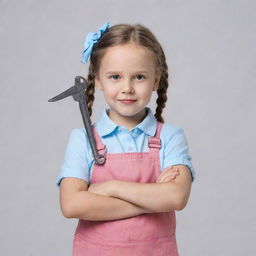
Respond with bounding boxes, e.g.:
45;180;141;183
127;146;133;151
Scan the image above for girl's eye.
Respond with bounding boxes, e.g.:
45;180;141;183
134;75;145;80
110;75;120;80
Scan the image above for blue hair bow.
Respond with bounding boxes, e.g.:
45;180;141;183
81;21;110;64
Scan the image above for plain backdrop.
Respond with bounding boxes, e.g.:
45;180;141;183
1;0;255;255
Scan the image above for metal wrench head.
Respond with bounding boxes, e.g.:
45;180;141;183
48;76;88;102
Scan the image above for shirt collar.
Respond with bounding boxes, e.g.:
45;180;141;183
96;107;157;137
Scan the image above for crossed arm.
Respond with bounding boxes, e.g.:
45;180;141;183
60;165;192;221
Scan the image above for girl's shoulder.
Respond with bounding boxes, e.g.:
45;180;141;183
67;127;93;154
69;127;88;140
160;122;186;143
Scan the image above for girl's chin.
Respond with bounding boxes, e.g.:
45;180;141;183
109;108;146;119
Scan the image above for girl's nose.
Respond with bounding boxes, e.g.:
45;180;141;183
122;79;134;93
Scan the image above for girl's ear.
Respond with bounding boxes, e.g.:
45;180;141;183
153;72;161;91
94;75;103;90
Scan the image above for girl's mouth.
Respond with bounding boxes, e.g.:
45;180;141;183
119;100;137;104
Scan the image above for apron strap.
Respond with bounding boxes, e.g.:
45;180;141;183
148;121;163;150
92;123;107;155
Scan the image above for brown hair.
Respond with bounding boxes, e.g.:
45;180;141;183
85;23;169;123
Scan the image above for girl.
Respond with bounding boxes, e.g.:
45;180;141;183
57;22;196;256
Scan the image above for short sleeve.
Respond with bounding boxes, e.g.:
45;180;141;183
56;128;90;187
163;125;196;182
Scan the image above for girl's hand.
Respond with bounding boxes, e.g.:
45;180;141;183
156;166;180;183
87;180;113;196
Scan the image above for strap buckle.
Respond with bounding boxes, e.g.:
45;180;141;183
148;138;162;149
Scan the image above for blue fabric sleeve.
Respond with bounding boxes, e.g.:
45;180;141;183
163;126;196;182
56;128;90;187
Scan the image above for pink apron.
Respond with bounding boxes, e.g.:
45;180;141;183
73;121;179;255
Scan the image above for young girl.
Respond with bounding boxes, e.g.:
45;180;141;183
57;22;196;256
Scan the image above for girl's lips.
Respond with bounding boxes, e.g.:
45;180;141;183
119;100;137;104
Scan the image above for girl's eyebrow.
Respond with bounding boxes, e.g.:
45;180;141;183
105;70;150;75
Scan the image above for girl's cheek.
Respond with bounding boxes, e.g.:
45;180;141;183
107;89;118;97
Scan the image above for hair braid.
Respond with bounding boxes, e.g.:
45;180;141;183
85;70;96;118
154;60;169;123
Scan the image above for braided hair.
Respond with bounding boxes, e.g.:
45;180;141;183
85;23;169;123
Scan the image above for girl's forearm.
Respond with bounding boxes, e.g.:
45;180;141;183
69;191;153;221
109;180;180;212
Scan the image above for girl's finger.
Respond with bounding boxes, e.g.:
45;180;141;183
156;168;180;183
161;168;179;177
163;173;178;182
157;172;179;183
166;170;180;179
162;170;179;180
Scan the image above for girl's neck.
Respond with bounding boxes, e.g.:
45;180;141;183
107;108;148;131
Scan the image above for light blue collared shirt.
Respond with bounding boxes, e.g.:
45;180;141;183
56;107;196;187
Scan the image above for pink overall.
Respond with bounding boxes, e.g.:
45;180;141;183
73;121;179;255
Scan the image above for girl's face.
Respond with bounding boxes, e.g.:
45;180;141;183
95;42;160;129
